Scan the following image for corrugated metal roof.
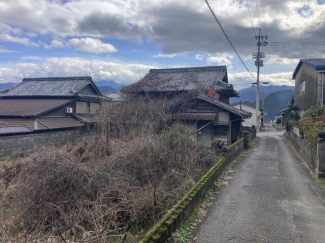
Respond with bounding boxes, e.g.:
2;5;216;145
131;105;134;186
0;99;72;116
74;114;98;123
0;126;31;134
0;76;102;97
122;66;234;93
293;58;325;79
0;117;83;131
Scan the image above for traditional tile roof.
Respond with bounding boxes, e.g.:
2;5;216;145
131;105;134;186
171;91;251;119
122;66;237;94
0;99;72;116
104;91;126;102
293;58;325;79
0;76;102;97
0;117;83;131
196;93;251;118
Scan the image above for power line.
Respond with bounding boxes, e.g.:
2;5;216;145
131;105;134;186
255;0;261;28
204;0;257;81
261;0;267;34
245;0;256;36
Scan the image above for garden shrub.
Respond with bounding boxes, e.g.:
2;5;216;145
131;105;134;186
299;105;325;148
285;105;300;125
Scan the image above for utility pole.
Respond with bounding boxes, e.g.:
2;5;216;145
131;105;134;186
252;28;268;130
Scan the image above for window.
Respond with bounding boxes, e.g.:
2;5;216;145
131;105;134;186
300;80;306;92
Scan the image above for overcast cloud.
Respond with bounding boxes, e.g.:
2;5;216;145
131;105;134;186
0;0;324;89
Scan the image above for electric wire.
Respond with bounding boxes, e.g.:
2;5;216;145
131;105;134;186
255;0;261;28
204;0;257;81
245;0;256;36
261;0;267;34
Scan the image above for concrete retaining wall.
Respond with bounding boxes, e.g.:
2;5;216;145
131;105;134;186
288;126;318;172
0;131;95;160
317;133;325;178
140;138;244;243
243;128;257;150
288;126;325;178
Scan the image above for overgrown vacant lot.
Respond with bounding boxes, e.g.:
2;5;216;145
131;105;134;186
0;97;220;242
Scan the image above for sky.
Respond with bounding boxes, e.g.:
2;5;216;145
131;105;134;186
0;0;325;90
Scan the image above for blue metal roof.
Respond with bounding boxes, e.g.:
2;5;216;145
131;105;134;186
292;58;325;79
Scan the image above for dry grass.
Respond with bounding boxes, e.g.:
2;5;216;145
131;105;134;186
0;97;219;242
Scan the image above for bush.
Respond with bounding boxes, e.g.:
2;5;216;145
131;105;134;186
1;122;219;242
299;105;325;148
276;117;281;125
285;105;300;125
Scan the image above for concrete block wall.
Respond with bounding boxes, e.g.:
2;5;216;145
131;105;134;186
243;128;257;150
289;127;318;172
0;132;95;160
318;133;325;178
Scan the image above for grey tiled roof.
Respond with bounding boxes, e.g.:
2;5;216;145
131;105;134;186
171;92;252;119
122;66;234;93
196;93;251;118
0;76;102;97
293;58;325;79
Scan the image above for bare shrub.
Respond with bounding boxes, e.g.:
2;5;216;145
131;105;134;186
0;97;220;242
98;96;172;139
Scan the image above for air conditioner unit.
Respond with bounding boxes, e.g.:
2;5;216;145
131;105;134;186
66;107;73;113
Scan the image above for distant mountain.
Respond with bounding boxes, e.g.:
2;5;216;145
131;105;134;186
242;89;294;122
95;80;122;90
0;82;17;91
230;85;295;104
97;86;116;94
264;90;294;121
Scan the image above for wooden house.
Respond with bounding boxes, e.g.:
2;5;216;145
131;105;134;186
0;76;108;135
122;66;251;147
292;59;325;113
122;66;239;103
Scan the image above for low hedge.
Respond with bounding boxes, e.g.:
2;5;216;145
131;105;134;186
139;156;226;243
226;138;244;151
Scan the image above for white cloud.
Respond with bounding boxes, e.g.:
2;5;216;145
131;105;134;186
266;55;299;66
21;56;43;60
0;57;154;84
195;54;204;61
152;53;178;58
207;54;234;66
0;33;39;47
0;46;16;53
68;38;117;54
229;71;294;90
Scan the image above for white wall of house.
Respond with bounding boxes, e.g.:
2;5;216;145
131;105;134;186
232;103;256;127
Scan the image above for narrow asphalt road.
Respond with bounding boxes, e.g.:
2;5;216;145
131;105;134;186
194;125;325;243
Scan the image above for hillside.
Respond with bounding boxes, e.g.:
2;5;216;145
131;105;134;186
97;86;116;94
94;80;122;90
230;85;294;104
264;90;294;121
